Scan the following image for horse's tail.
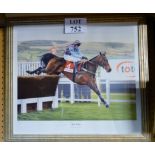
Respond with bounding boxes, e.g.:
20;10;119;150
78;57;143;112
40;53;56;67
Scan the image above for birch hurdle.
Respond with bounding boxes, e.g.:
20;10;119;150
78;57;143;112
18;75;59;113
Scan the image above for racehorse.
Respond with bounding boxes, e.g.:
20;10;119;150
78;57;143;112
26;52;112;108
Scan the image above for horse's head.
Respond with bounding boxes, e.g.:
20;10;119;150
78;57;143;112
97;52;112;72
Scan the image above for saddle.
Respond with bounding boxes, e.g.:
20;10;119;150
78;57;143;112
64;61;83;73
63;60;96;81
64;61;85;82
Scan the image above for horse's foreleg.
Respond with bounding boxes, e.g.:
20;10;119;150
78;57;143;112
88;79;109;108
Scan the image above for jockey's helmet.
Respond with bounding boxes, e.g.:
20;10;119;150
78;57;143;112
72;40;81;46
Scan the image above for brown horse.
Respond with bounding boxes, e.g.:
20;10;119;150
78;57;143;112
26;52;112;108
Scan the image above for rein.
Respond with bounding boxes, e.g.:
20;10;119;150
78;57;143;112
80;59;98;76
81;67;96;75
88;60;97;66
81;54;107;75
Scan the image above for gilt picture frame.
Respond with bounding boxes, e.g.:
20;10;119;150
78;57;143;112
4;14;150;141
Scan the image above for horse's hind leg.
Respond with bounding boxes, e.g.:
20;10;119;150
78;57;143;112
87;79;109;108
26;67;43;75
45;60;64;75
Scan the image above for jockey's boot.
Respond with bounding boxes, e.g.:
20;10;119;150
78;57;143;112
73;62;78;82
73;72;76;82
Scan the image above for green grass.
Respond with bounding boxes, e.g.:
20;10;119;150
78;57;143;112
18;50;45;62
18;102;136;121
110;93;135;100
91;92;136;100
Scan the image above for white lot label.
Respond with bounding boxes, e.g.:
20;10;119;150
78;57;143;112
65;18;87;34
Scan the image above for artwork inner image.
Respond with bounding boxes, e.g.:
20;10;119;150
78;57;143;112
17;24;138;121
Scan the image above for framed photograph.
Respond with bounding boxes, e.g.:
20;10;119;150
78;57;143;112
4;14;150;141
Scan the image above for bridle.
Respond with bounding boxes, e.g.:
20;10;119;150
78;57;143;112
98;54;109;69
89;54;109;70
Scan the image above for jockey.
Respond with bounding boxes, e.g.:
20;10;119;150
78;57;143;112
64;40;87;76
